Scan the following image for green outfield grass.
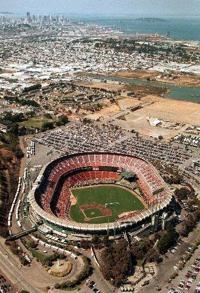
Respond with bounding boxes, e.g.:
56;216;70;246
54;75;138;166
70;185;144;224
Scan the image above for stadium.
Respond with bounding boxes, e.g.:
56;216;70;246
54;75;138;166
28;153;172;236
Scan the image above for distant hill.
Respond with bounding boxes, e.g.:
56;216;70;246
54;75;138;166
0;12;14;15
135;17;167;22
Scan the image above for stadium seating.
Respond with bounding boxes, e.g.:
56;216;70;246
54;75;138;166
39;154;166;220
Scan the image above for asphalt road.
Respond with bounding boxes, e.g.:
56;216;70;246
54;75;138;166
0;241;40;293
0;138;40;292
92;261;114;293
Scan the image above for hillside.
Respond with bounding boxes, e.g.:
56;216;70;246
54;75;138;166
0;137;22;237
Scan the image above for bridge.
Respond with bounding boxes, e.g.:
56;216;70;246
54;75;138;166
6;225;38;242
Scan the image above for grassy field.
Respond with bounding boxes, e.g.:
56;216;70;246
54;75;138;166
19;117;53;129
70;185;144;224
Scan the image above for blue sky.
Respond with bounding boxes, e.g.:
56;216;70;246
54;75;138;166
1;0;200;16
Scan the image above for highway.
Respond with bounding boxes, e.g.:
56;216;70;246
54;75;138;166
0;138;40;292
0;241;40;292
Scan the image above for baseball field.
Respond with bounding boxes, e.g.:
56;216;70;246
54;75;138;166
69;185;144;224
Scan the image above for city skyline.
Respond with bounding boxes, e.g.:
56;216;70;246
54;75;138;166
0;0;200;17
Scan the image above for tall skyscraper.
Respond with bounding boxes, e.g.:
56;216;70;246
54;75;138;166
26;12;31;23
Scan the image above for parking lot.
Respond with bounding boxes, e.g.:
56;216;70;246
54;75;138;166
164;246;200;293
0;273;14;293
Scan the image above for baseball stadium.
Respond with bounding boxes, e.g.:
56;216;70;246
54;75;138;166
28;153;172;236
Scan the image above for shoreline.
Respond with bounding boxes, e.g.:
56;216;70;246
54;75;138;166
110;70;200;88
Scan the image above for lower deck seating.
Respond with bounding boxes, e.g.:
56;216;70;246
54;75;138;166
39;154;166;219
41;170;120;218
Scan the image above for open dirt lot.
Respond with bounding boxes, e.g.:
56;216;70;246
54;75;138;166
117;97;142;110
140;95;200;125
112;70;158;79
86;103;120;120
85;97;142;120
114;95;200;139
76;80;124;92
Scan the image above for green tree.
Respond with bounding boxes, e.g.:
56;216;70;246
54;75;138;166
157;228;178;254
41;121;54;131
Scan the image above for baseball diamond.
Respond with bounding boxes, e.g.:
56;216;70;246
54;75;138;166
70;185;144;224
28;152;172;235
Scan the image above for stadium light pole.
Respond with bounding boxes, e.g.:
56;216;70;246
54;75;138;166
107;215;110;237
114;222;116;239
